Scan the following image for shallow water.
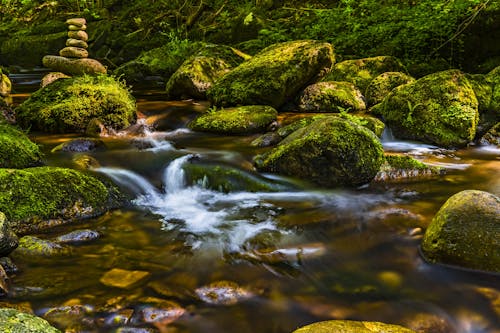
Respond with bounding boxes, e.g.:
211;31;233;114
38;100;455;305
4;77;500;332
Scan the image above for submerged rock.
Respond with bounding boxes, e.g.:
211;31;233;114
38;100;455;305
0;308;61;332
297;81;366;112
377;70;479;147
0;212;18;257
365;72;415;106
421;190;500;272
188;105;277;134
208;40;334;108
0;166;122;234
254;117;384;187
13;236;69;257
51;137;106;153
323;56;407;91
195;280;253;305
166;44;248;100
55;229;100;244
292;320;417;333
15;75;136;134
100;268;151;289
132;297;185;325
0;124;43;168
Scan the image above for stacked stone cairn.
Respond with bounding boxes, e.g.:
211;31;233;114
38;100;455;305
42;18;106;85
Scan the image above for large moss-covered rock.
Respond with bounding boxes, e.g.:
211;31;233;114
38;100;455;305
480;122;500;145
292;320;416;333
254;117;384;187
14;235;69;258
378;70;479;147
15;75;136;134
365;72;415;106
297;81;366;112
189;105;277;134
207;40;334;108
465;73;499;137
421;190;500;273
0;167;122;234
166;44;248;100
0;124;43;168
0;308;61;333
322;56;407;91
0;212;18;257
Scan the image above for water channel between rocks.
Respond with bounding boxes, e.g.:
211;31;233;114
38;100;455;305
4;73;500;333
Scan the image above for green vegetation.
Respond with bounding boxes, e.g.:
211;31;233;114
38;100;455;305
0;124;43;168
0;166;120;233
293;320;416;333
15;75;136;133
0;308;61;333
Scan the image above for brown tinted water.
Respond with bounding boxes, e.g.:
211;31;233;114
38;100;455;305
4;77;500;333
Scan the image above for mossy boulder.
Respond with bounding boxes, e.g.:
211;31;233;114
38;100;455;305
292;320;416;333
297;81;366;112
207;40;334;109
365;72;415;106
183;160;291;193
421;190;500;273
15;75;136;134
374;154;444;183
0;124;43;168
14;236;69;257
166;44;249;100
465;73;499;137
0;167;122;234
113;41;203;84
0;212;18;257
0;71;11;97
0;308;61;333
480;122;500;145
377;70;479;148
189;105;277;135
322;56;407;91
254;117;384;187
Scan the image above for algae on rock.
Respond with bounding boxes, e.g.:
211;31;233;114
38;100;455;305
293;320;416;333
365;72;415;106
207;40;334;109
0;308;61;333
297;81;366;113
0;167;122;234
15;75;136;134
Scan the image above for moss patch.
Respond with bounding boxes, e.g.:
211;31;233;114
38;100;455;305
207;40;334;108
0;124;43;168
254;117;384;187
378;70;479;147
0;167;120;234
0;308;61;333
365;71;415;106
15;75;136;134
421;190;500;273
293;320;416;333
374;154;444;183
189;105;277;134
297;81;366;112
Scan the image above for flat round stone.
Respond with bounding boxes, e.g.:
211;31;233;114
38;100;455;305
66;18;86;27
68;30;88;42
66;38;88;49
59;46;88;58
68;24;87;31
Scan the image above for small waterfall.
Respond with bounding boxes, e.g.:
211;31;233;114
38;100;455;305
381;126;395;142
163;154;193;193
96;167;161;203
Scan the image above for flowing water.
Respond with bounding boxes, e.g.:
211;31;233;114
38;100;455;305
4;74;500;332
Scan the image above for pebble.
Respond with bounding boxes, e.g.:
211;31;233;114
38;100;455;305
66;18;86;27
68;30;88;42
66;38;88;49
68;24;86;31
59;46;89;58
100;268;151;289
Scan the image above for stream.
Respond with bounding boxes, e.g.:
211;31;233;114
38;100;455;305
4;72;500;332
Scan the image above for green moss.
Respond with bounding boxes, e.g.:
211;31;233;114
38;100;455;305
322;56;407;91
0;73;12;97
0;167;120;234
421;190;500;272
0;124;43;168
15;75;136;134
166;44;248;99
255;117;384;187
0;308;61;333
189;105;277;134
379;70;479;147
207;40;334;108
375;154;444;183
365;71;415;106
293;320;416;333
183;162;291;193
298;81;366;112
15;236;69;257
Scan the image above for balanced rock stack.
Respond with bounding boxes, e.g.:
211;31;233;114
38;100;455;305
42;18;106;79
